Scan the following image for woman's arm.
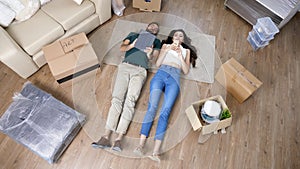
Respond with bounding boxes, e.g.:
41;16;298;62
180;49;190;74
156;44;170;67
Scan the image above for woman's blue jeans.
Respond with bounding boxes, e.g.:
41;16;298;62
140;65;181;140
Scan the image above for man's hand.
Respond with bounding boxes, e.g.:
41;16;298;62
120;39;137;52
144;46;153;59
131;39;137;48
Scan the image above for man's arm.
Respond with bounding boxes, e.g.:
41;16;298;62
149;49;160;60
120;39;136;52
148;39;162;60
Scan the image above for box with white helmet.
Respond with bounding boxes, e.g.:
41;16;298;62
185;95;232;143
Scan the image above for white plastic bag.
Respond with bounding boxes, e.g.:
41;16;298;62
15;0;40;22
0;2;16;27
112;0;125;16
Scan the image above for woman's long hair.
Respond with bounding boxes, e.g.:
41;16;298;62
161;29;198;67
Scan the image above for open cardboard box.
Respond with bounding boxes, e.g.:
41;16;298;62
185;95;232;143
133;0;161;12
42;33;100;87
215;58;263;103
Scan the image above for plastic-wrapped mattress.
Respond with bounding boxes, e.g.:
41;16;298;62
0;82;86;164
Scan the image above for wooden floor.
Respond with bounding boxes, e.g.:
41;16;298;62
0;0;299;169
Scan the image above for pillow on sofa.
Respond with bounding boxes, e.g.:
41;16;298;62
0;2;16;27
15;0;40;21
73;0;84;5
0;0;25;14
40;0;51;6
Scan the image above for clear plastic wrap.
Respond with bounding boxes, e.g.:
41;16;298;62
0;82;86;164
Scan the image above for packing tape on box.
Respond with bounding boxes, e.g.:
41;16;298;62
232;67;260;90
56;64;100;84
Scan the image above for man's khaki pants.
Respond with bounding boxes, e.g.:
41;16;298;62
105;62;147;134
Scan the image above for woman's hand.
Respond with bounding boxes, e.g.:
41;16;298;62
164;44;173;52
170;40;180;51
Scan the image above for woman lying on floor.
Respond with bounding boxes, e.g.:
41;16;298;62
133;29;198;162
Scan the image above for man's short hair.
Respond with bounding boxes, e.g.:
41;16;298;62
147;22;160;35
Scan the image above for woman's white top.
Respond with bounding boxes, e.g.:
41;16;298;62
162;45;187;66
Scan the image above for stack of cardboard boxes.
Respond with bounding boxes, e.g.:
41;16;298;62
42;33;100;88
185;58;262;143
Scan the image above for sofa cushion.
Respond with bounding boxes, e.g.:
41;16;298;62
62;14;100;39
6;10;64;55
0;26;39;78
32;50;45;67
41;0;95;31
32;14;100;68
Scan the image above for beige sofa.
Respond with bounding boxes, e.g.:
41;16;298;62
0;0;111;79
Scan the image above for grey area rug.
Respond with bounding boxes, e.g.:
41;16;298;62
90;19;216;83
85;19;216;156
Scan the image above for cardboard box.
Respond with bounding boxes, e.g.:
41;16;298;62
133;0;161;12
185;95;232;140
43;33;89;61
215;58;263;103
42;33;100;87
